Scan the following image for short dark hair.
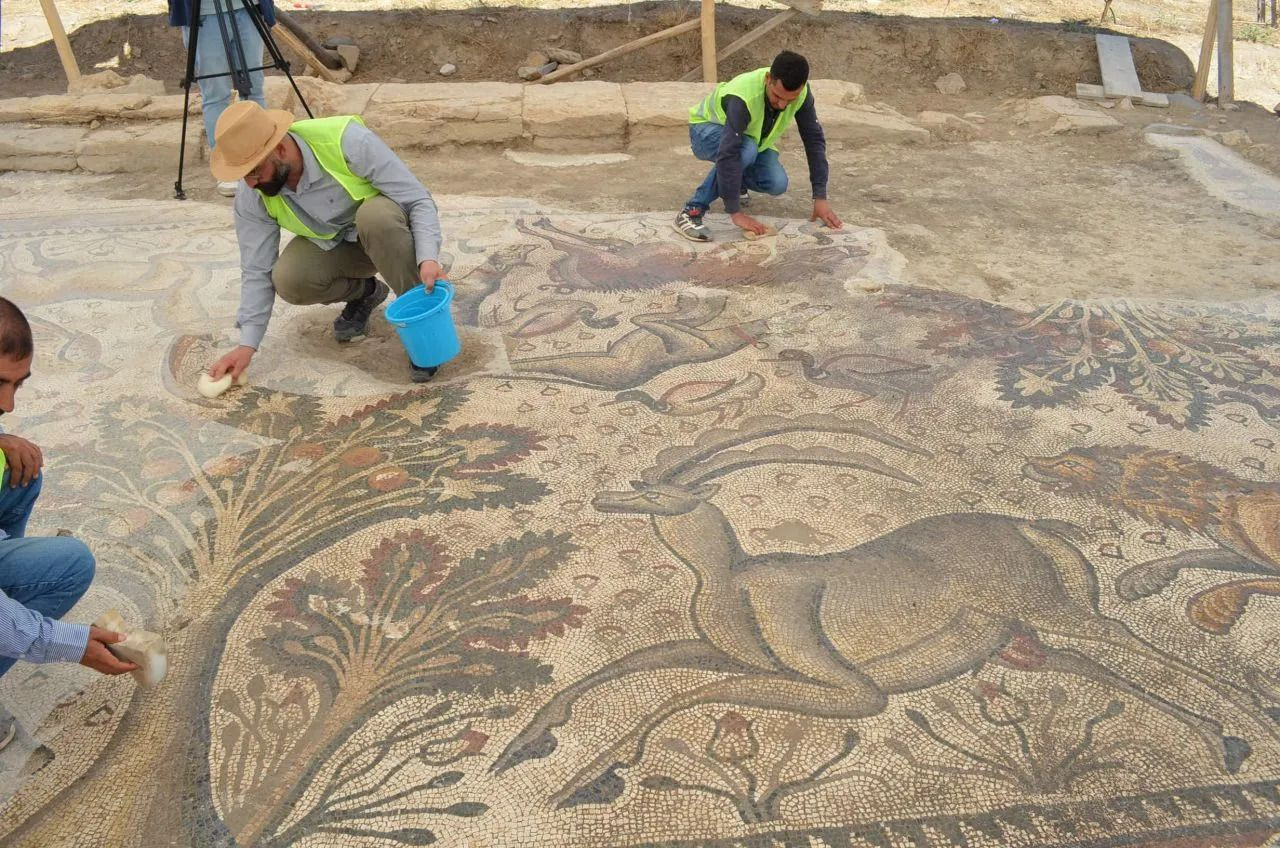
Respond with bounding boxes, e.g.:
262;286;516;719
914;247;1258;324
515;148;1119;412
0;297;33;361
770;50;809;92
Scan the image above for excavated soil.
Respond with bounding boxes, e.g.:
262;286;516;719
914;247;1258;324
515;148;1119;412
0;3;1193;99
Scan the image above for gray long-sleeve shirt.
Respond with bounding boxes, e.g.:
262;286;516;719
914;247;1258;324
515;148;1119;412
232;121;443;349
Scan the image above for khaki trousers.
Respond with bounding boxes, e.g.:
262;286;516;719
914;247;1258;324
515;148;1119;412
272;195;419;305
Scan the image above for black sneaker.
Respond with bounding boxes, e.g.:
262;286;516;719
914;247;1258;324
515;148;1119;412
411;364;439;383
739;188;751;208
673;209;711;242
334;278;389;342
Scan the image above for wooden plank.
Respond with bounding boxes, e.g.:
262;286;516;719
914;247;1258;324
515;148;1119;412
37;0;81;85
538;17;701;84
678;9;799;81
271;24;349;84
1217;0;1234;103
1096;33;1143;99
779;0;823;15
1192;0;1219;100
701;0;717;83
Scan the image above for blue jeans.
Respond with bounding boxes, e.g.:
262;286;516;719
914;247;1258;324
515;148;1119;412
685;122;789;214
182;8;267;150
0;472;95;677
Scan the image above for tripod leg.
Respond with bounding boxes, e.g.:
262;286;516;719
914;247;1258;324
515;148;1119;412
175;1;204;200
243;1;314;119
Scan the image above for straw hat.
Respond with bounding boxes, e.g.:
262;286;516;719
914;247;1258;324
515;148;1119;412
209;101;296;182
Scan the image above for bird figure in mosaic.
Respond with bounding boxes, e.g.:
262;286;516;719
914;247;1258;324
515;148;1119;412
1022;445;1280;634
604;372;765;424
767;348;933;416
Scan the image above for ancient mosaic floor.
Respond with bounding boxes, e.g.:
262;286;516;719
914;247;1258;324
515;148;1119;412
1;175;1280;847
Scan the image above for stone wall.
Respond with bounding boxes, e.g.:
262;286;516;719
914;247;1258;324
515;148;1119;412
0;75;942;174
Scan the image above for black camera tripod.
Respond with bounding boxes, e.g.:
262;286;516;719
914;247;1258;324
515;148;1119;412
174;0;313;199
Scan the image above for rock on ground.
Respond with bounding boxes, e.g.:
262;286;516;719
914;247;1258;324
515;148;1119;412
935;72;966;95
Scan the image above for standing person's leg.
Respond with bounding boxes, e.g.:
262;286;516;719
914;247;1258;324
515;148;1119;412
183;15;236;151
230;6;267;108
0;536;95;679
742;147;788;198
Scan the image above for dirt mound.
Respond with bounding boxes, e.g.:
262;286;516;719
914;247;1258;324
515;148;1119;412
0;3;1192;100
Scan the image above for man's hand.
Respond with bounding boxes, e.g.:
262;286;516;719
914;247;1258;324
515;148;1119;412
810;199;844;230
419;260;443;293
731;211;768;236
210;345;255;380
0;434;42;488
79;626;139;676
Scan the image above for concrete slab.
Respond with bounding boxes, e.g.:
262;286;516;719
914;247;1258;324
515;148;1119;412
1146;132;1280;219
1096;34;1144;99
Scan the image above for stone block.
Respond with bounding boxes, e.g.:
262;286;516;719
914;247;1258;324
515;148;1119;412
364;82;523;148
0;125;87;171
915;110;982;141
264;76;295;111
621;81;707;148
77;121;184;172
0;92;153;124
524;81;626;149
290;77;378;118
123;94;202;120
821;104;930;144
809;79;865;107
1017;96;1121;135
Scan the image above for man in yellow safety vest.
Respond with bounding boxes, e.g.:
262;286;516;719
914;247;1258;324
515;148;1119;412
206;101;446;383
675;50;843;242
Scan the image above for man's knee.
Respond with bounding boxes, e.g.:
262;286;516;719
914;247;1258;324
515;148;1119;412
355;195;408;235
53;537;95;597
738;139;760;168
762;170;789;196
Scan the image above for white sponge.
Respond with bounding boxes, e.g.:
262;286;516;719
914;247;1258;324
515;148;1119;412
197;371;248;399
93;609;168;688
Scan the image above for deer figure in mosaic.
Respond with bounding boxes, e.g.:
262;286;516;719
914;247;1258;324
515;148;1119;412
492;415;1274;808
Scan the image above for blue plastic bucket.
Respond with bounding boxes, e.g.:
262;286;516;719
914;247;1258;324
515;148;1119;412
385;280;461;368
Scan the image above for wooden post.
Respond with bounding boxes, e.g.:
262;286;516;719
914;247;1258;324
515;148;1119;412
680;9;799;82
537;17;701;84
37;0;81;86
1217;0;1234;103
1192;0;1219;100
701;0;717;83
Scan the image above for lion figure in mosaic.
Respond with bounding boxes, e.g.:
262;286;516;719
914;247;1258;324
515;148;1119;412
1023;445;1280;635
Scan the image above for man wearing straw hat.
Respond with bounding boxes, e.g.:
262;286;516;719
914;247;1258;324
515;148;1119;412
207;101;446;384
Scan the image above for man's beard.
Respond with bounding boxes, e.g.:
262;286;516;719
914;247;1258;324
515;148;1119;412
257;161;292;196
